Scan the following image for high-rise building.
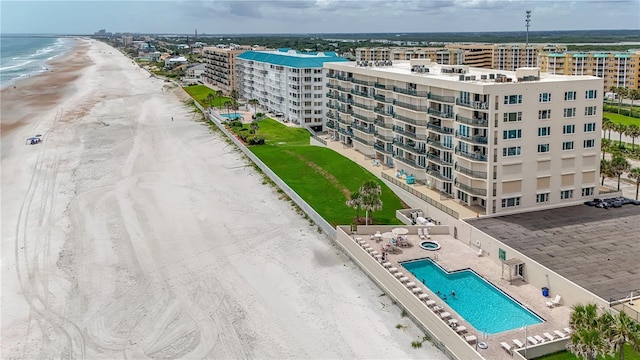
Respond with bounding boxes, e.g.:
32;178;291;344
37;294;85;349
236;49;348;129
445;44;567;70
538;51;640;92
355;47;465;65
202;46;259;94
324;59;603;215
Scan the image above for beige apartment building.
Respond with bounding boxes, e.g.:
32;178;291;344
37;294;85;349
324;60;603;215
202;46;264;94
355;47;465;65
538;51;640;91
445;43;568;70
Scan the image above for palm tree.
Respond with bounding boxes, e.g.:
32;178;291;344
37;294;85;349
610;155;630;191
568;304;606;360
612;86;628;114
230;89;239;103
603;117;614;141
609;311;640;360
223;100;232;115
601;159;613;186
346;191;362;223
615;123;627;149
249;120;260;134
248;99;260;115
206;93;214;107
601;139;612;160
359;180;382;225
629;167;640;200
629;89;640;118
625;124;640;150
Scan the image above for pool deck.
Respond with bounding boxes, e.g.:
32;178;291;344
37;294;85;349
466;204;640;302
354;230;573;360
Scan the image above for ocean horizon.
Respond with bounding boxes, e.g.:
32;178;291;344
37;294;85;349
0;37;75;89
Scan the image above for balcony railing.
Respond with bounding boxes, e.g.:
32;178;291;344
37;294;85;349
455;114;488;127
427;167;453;182
394;100;429;112
426;137;453;151
337;127;353;137
393;154;425;169
351;78;374;86
394;141;426;154
427;93;455;103
395;114;428;127
374;107;394;117
426;123;454;134
455;130;488;145
455;163;487;179
353;101;374;111
325;121;336;129
337;97;352;104
352;112;374;123
353;135;375;146
426;153;452;165
455;147;487;162
427;108;454;119
326;102;336;109
456;181;487;196
456;98;489;110
375;83;391;90
374;118;393;129
327;73;337;79
393;86;429;97
326;83;339;89
399;130;427;141
351;123;376;134
374;143;392;153
373;94;386;101
374;132;394;142
350;89;371;98
337;116;352;125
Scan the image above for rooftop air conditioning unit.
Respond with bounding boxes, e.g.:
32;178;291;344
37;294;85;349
489;74;495;79
481;75;487;80
459;75;465;81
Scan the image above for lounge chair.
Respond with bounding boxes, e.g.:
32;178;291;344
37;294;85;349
399;277;409;283
554;330;566;338
418;293;429;300
564;327;573;335
534;335;545;343
476;248;483;257
512;339;524;348
425;300;436;306
546;294;562;308
465;335;477;344
527;336;539;345
440;312;451;319
501;342;512;354
405;281;416;288
544;332;555;341
418;228;426;240
455;326;467;333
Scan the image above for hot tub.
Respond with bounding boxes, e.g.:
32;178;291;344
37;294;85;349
419;241;441;251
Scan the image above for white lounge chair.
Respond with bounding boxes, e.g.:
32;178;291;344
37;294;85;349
546;294;562;308
564;327;573;335
418;293;429;300
425;300;436;306
440;312;451;319
465;335;477;344
554;330;566;338
382;262;392;268
527;336;539;345
512;339;524;348
501;342;512;354
476;248;483;256
534;335;545;343
399;277;409;283
455;326;467;333
418;228;426;240
544;332;555;341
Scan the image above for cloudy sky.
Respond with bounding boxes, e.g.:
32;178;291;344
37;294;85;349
1;0;639;34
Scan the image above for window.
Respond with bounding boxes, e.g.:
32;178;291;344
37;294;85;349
562;141;574;150
538;109;551;120
503;112;522;122
584;139;595;148
536;193;549;203
585;90;597;99
501;197;521;208
538;144;550;153
563;108;576;118
538;127;551;136
560;189;574;199
581;187;594;196
539;92;552;102
584;122;597;132
504;95;522;104
503;129;522;139
563;124;575;134
502;146;521;157
585;106;597;116
564;91;576;101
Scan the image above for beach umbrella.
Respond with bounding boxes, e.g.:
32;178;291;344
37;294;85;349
381;232;394;240
392;228;409;235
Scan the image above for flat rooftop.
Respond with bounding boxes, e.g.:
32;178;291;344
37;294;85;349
466;204;640;301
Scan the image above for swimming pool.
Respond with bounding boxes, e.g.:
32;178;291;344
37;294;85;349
402;258;543;334
220;113;243;120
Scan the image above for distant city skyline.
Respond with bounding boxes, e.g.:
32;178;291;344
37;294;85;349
1;0;639;35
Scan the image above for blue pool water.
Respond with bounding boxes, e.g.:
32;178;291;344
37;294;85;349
220;113;243;120
402;258;543;334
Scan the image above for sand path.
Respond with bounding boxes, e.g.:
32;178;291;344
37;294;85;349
1;39;447;359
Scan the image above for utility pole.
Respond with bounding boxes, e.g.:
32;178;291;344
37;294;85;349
525;10;532;67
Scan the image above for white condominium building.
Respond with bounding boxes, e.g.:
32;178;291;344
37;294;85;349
324;60;603;215
236;49;348;129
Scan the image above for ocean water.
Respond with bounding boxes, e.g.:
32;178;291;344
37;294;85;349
0;37;75;89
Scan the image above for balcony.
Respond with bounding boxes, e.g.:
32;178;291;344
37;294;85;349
353;101;374;111
395;114;428;127
351;78;373;86
427;167;453;182
393;154;425;169
394;100;429;112
351;123;376;134
426;153;452;165
373;94;386;101
454;147;487;162
326;83;339;89
352;112;374;123
325;121;336;129
456;181;487;196
400;130;427;141
427;108;454;119
337;116;352;125
375;82;391;90
374;118;393;129
455;130;488;145
426;137;453;151
326;102;336;109
374;107;394;117
374;143;392;153
338;127;353;137
456;98;489;110
394;141;426;154
337;97;353;104
350;89;371;98
455;163;487;179
374;132;393;142
427;93;455;103
353;135;375;146
326;92;338;99
455;114;488;127
426;123;454;134
393;86;429;97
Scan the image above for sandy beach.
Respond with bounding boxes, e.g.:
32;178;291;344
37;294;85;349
1;39;447;359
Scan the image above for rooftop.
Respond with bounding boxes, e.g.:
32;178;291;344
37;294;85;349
466;203;640;301
237;49;349;69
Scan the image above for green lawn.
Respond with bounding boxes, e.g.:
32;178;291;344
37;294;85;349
246;119;405;226
604;112;640;126
534;344;640;360
182;84;231;108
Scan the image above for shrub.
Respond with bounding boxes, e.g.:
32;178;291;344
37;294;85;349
247;136;265;145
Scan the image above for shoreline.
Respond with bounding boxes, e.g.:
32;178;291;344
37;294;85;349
0;38;90;136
